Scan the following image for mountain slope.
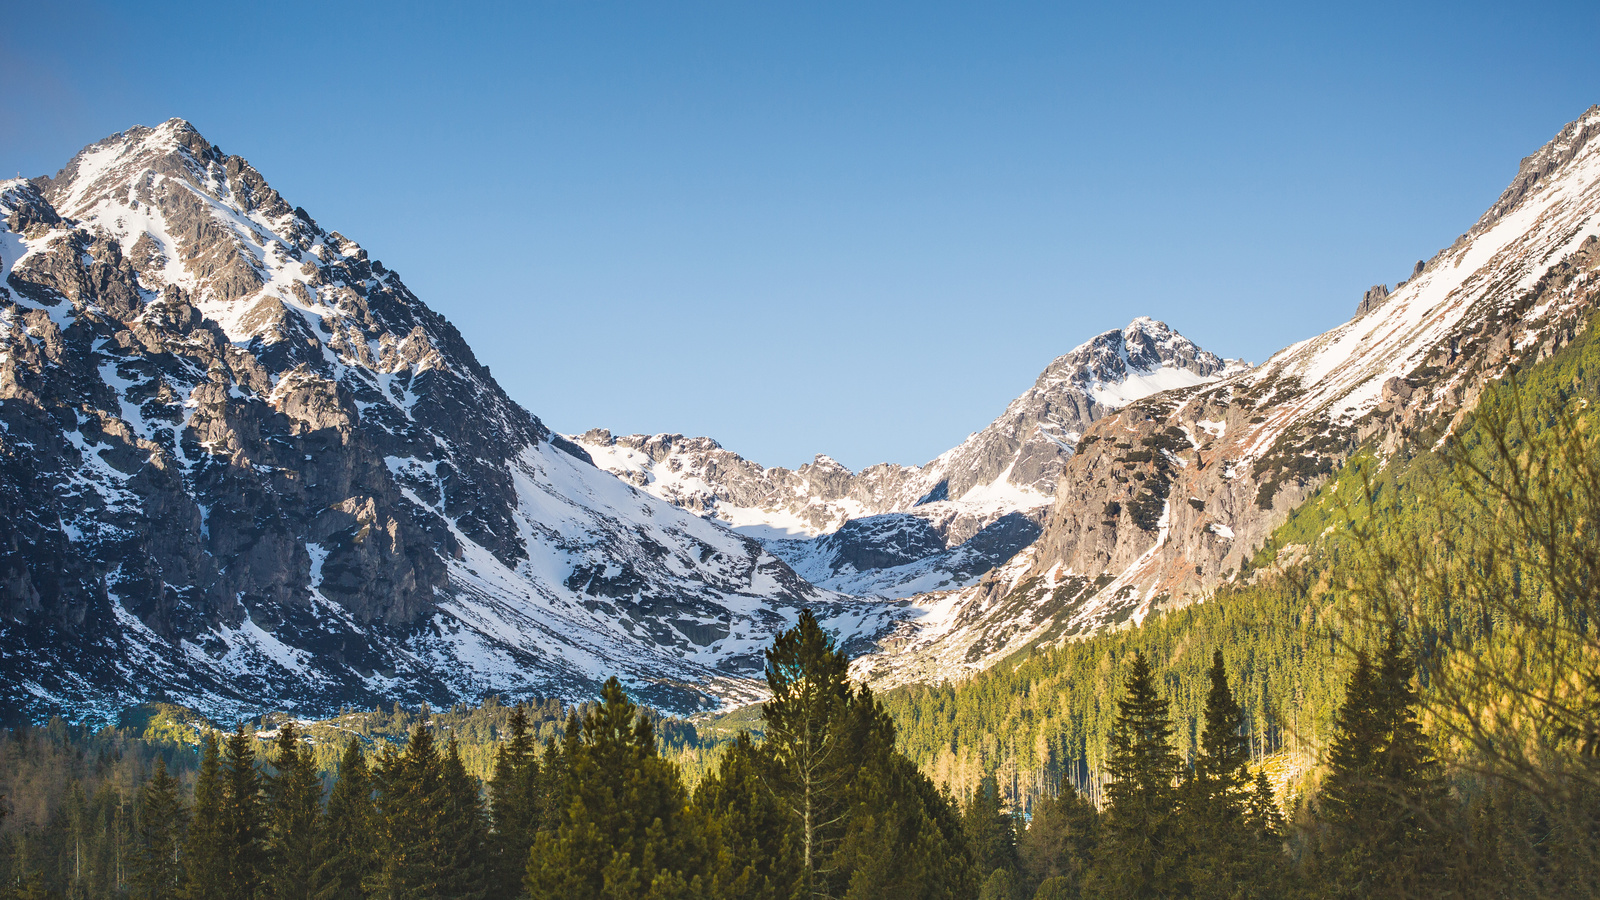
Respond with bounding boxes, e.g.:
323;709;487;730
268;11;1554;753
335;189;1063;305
576;318;1232;598
0;120;897;723
854;106;1600;687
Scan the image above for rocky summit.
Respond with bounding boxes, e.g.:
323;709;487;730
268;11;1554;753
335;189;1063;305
0;120;899;724
852;106;1600;689
576;318;1235;600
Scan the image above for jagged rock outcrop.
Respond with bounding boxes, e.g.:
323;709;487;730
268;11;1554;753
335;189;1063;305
576;319;1233;598
0;120;896;724
854;105;1600;687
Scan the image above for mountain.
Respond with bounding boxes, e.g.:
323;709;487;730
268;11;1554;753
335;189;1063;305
575;319;1233;598
853;106;1600;687
0;120;900;724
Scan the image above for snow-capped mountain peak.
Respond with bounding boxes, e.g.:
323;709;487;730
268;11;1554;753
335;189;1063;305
574;318;1233;600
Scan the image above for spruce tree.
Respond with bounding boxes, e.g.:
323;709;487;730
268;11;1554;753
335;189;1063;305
525;677;711;900
371;723;447;900
1017;779;1097;898
760;610;859;898
1316;634;1452;898
183;732;228;900
131;756;187;900
265;721;322;900
830;732;976;900
1178;650;1264;899
692;732;802;900
221;722;267;900
312;738;375;900
1086;651;1183;899
438;737;490;900
963;774;1020;884
488;706;540;900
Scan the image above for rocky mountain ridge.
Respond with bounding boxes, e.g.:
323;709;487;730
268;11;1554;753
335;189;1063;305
853;105;1600;687
575;319;1233;598
0;119;898;723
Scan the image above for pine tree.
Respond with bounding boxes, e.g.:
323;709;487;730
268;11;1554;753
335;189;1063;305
1178;650;1268;899
963;774;1020;884
1316;634;1452;898
130;756;187;900
437;737;490;900
312;738;375;900
183;732;229;900
487;706;540;900
1017;778;1097;898
760;610;860;898
265;722;322;900
692;732;802;900
525;677;711;900
1242;771;1283;843
1086;651;1183;899
371;723;447;900
830;728;976;900
220;722;267;900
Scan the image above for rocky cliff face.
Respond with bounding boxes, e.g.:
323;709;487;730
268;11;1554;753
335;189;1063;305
854;106;1600;688
0;120;898;724
576;319;1232;598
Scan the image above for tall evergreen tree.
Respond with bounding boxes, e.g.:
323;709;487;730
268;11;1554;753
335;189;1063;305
437;737;489;900
1017;779;1097;898
1086;651;1184;900
962;774;1019;884
265;722;322;900
1178;650;1273;899
130;756;187;900
1316;634;1453;898
312;738;375;900
832;734;976;900
692;732;802;900
183;733;228;900
220;723;267;900
487;706;540;900
525;677;711;900
371;723;448;900
761;610;860;898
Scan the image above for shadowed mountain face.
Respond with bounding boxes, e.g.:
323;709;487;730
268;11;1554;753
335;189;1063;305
0;120;900;724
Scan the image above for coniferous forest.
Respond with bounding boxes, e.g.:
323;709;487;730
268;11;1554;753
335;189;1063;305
4;307;1600;900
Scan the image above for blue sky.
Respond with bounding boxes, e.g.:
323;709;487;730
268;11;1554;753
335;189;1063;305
4;1;1598;470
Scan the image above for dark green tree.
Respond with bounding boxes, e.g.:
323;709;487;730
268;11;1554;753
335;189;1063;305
1017;779;1097;898
831;736;975;900
1178;650;1277;899
525;677;711;900
437;737;490;900
692;732;802;900
1316;635;1453;898
371;723;448;900
131;756;187;900
963;774;1020;885
488;706;540;900
183;732;228;900
1086;651;1183;899
265;722;322;900
312;738;375;900
220;723;267;899
761;610;860;898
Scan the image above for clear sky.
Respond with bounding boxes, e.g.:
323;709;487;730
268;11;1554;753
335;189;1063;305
4;1;1598;470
